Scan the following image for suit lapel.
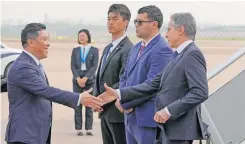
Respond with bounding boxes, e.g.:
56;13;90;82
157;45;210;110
99;44;114;77
159;42;194;88
76;47;81;70
128;34;161;74
41;71;49;85
100;37;128;77
22;52;49;84
97;45;109;80
45;74;49;85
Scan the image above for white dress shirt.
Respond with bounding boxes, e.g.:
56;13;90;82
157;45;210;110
141;33;160;47
23;50;40;65
106;33;127;59
175;40;193;54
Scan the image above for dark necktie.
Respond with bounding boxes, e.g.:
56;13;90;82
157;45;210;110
100;43;113;75
137;45;146;60
172;51;178;58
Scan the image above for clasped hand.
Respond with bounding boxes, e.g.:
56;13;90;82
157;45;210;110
82;83;131;113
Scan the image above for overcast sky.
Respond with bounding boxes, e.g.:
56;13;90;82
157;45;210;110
1;1;245;26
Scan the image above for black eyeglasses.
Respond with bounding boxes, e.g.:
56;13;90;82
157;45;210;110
134;19;154;26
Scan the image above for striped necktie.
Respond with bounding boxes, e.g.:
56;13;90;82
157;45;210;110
137;45;146;60
39;63;47;81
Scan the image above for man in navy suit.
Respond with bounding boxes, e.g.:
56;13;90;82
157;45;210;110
5;23;103;144
116;5;173;144
99;13;209;144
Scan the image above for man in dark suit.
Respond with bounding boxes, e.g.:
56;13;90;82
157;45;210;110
5;23;103;144
93;4;133;144
71;29;99;136
99;13;209;144
117;5;173;144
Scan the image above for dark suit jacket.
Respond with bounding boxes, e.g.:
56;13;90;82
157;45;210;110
94;36;133;123
119;34;173;127
71;46;99;85
5;52;79;144
120;42;209;140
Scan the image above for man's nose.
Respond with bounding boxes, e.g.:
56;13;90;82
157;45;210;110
47;41;50;47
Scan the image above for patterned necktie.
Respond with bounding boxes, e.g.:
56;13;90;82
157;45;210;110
137;45;146;60
39;63;46;81
100;43;113;75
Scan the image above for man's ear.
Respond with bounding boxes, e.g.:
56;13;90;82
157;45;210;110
152;21;159;29
179;26;185;36
27;38;34;47
124;20;129;28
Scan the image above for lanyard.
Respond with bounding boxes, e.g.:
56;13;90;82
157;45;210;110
80;46;90;63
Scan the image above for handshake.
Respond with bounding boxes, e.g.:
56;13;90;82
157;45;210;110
81;84;170;123
80;83;131;113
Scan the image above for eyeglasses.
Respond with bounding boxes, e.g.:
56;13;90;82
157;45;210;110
134;19;154;26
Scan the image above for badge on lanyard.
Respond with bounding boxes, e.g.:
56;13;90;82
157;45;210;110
80;46;90;71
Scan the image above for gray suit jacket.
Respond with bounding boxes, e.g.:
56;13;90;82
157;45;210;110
94;36;133;122
120;42;209;140
71;46;99;85
5;52;79;144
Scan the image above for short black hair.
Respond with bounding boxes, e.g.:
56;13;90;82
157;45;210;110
108;4;131;22
78;29;91;44
138;5;163;29
21;23;46;47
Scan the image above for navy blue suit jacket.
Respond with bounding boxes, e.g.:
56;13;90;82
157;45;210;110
5;52;79;144
120;34;173;127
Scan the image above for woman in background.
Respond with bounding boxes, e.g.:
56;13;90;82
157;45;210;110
71;29;99;136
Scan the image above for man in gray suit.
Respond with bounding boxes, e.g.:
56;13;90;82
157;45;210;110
93;4;133;144
5;23;103;144
99;13;209;144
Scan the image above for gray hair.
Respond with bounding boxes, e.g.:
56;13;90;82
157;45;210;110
171;13;196;40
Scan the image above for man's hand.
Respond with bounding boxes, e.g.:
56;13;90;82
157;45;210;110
80;88;104;110
98;83;118;104
154;109;170;124
125;108;133;113
115;99;133;113
115;99;124;113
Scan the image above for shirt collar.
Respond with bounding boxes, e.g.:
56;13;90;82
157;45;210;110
111;33;127;48
141;33;160;47
23;49;40;65
176;40;193;54
80;44;91;49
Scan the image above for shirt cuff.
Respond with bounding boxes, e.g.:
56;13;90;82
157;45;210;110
77;94;82;106
164;107;171;116
116;89;121;100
